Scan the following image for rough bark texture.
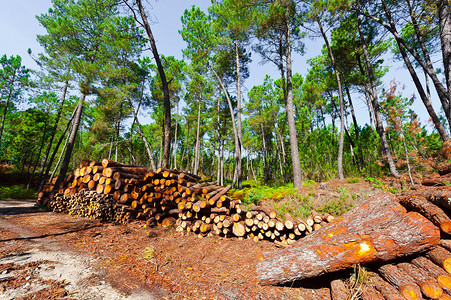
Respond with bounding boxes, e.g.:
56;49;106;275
135;0;170;168
397;262;443;299
285;17;302;189
53;94;85;192
257;192;440;285
371;273;404;300
379;264;422;300
426;246;451;274
398;194;451;234
439;164;451;176
317;17;345;180
330;279;348;300
411;256;451;292
360;285;385;300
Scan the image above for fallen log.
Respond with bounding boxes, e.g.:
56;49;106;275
257;192;440;285
426;246;451;274
378;264;422;300
360;285;385;300
330;279;348;300
411;256;451;292
397;262;443;299
371;273;404;300
398;195;451;234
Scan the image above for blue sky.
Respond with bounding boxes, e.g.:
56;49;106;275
0;0;442;130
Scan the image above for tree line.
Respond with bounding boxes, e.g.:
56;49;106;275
0;0;449;192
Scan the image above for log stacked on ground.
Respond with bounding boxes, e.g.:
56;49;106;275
257;191;440;285
39;158;333;244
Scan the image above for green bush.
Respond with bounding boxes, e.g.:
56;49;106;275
0;185;37;200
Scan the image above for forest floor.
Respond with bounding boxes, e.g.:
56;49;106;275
0;178;403;299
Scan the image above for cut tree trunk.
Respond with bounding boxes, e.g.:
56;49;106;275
378;264;422;300
426;246;451;274
411;256;451;292
330;279;348;300
397;195;451;234
397;262;443;299
257;192;440;285
371;273;404;300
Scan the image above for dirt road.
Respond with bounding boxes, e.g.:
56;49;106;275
0;200;331;299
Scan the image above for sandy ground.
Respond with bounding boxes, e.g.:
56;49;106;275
0;200;157;300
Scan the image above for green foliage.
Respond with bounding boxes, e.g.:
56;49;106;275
364;177;398;194
347;177;360;183
0;185;37;200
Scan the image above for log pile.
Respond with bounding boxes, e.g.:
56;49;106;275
38;159;333;245
257;162;451;300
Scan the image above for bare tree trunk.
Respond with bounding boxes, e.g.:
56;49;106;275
317;17;345;180
132;0;170;168
285;16;303;188
53;93;85;192
27;116;48;189
36;76;70;189
208;62;241;187
0;73;15;151
38;105;77;192
400;0;450;142
234;39;243;189
127;98;156;170
344;84;360;139
437;0;451;120
358;11;399;177
364;0;451;129
261;123;269;185
194;101;201;175
173;98;179;169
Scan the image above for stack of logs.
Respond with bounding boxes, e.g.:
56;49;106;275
39;159;334;246
257;163;451;300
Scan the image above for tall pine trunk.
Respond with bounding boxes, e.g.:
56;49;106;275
194;101;201;175
234;39;243;189
52;93;85;192
358;13;399;177
135;0;171;168
37;76;70;189
317;17;345;180
285;16;303;189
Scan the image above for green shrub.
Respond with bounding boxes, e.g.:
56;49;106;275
346;177;360;184
0;185;37;200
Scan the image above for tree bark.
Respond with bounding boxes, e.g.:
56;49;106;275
53;93;85;192
317;17;345;180
208;62;241;188
0;67;16;151
194;100;201;175
127;97;156;170
285;15;302;188
257;192;440;285
234;39;243;189
37;75;70;190
135;0;170;168
357;10;399;177
437;0;451;119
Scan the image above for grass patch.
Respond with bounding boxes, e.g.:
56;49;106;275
346;177;360;184
0;185;37;200
364;177;398;194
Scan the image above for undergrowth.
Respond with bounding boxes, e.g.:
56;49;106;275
230;180;355;219
0;185;37;200
364;177;398;194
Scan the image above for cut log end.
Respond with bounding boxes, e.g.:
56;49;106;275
400;284;422;300
420;280;443;299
